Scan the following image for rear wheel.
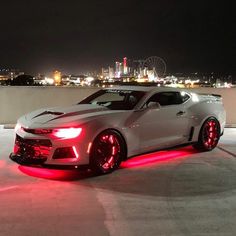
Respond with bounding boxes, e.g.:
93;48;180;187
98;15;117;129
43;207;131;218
90;130;126;174
193;117;220;151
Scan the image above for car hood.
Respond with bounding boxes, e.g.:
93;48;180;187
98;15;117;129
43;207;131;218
19;104;122;128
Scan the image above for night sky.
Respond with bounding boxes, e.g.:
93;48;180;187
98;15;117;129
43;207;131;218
0;0;235;75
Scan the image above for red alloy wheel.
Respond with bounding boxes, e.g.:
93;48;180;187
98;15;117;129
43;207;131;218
90;130;125;174
202;120;219;149
193;117;220;151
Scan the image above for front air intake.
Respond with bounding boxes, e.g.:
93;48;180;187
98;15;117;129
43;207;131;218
52;147;79;159
14;135;52;159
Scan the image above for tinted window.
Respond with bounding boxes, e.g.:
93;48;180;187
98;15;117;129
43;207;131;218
180;91;190;103
147;92;183;106
79;89;146;110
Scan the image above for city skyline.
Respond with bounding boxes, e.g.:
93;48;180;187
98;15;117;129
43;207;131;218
1;55;234;79
0;1;234;75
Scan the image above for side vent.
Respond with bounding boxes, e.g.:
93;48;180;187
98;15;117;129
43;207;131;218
188;127;194;141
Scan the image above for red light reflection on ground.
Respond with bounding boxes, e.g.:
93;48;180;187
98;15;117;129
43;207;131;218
18;147;195;179
121;147;195;168
0;160;6;168
18;166;81;180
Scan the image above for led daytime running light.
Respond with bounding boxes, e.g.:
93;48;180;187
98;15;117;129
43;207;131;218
14;123;22;132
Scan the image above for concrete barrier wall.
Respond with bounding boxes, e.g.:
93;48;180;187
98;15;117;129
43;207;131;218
0;87;100;124
188;87;235;125
0;86;235;125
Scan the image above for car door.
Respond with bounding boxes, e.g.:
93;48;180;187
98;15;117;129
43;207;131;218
136;92;190;153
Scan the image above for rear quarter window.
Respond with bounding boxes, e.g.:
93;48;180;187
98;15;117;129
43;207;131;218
181;92;190;103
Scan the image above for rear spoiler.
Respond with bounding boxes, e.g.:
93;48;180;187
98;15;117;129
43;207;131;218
211;94;221;98
198;93;221;98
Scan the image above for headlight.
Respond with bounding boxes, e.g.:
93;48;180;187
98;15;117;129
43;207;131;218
52;128;82;139
21;127;82;139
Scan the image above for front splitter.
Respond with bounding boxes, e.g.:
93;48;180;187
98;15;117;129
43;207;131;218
9;153;89;170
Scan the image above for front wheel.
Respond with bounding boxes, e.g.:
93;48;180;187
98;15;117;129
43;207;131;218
193;117;221;152
90;130;126;174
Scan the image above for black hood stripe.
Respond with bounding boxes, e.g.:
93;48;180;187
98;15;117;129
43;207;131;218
46;107;107;122
33;111;64;119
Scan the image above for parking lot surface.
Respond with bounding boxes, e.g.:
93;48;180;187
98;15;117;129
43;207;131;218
0;128;236;236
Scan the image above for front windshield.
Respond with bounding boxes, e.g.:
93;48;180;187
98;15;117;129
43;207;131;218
79;89;146;110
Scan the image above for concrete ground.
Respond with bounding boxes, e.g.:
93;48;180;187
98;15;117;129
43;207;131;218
0;127;236;236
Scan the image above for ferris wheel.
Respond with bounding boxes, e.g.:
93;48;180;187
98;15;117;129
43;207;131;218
143;56;166;78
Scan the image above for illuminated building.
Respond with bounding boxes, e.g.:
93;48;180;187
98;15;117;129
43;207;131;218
0;69;24;84
123;57;128;74
102;68;109;79
108;67;114;79
53;70;61;85
115;61;120;78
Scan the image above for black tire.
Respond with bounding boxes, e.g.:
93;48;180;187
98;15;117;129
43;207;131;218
90;130;126;174
193;117;221;152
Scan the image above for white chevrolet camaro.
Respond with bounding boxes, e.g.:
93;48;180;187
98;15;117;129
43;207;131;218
10;86;226;174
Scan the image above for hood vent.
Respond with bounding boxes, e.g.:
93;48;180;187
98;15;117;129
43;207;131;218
33;111;65;119
47;107;107;122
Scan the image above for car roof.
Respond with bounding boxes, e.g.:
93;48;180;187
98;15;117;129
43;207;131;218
104;86;184;93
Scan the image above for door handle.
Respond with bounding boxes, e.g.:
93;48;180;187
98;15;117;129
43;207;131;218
176;111;186;116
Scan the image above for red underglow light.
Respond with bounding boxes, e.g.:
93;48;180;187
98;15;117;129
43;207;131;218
53;128;82;139
121;147;195;168
112;146;116;155
108;156;114;164
72;146;79;158
18;166;80;180
0;160;6;168
109;135;114;144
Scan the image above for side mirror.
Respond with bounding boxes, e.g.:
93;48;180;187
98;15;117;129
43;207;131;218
147;102;161;110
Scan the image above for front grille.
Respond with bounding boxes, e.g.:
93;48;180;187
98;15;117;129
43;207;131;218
22;127;52;135
14;135;52;160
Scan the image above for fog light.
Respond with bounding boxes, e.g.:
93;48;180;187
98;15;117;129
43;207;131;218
53;147;79;159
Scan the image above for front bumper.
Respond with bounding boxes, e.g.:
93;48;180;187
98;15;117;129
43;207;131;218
9;153;46;166
10;130;91;168
9;153;89;170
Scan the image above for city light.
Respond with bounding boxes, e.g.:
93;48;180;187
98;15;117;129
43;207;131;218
0;58;234;88
53;70;62;85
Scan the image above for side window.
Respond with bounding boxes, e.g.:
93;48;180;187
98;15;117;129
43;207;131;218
147;92;184;106
91;92;124;103
180;91;190;103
